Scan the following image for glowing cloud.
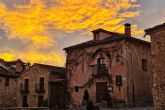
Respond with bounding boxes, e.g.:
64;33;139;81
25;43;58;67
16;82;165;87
0;52;15;61
0;0;141;38
0;48;64;66
0;0;142;65
18;50;64;66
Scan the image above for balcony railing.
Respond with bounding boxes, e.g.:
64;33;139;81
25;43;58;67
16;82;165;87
35;83;45;93
20;84;29;94
90;64;112;82
91;64;109;76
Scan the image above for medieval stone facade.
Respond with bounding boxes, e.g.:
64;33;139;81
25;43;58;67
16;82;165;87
64;24;153;107
0;59;26;108
0;72;18;108
145;23;165;110
18;63;66;109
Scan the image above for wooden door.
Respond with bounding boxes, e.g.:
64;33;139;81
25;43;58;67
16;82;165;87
96;82;107;103
38;95;44;107
49;82;65;108
22;95;28;107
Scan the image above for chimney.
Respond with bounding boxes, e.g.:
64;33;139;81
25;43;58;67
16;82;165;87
124;23;131;37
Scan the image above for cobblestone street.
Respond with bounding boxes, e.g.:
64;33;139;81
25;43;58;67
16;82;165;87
70;106;154;110
101;107;154;110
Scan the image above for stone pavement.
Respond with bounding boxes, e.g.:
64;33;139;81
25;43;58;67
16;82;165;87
69;106;154;110
101;107;154;110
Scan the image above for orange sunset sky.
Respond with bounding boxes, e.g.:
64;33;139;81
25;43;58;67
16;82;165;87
0;0;164;66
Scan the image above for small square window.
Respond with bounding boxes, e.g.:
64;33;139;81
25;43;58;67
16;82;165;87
75;86;79;92
142;59;147;71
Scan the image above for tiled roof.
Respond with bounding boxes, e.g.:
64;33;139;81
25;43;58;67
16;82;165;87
34;63;66;74
0;72;19;78
145;23;165;34
4;59;25;66
92;28;126;37
0;66;19;78
64;34;150;51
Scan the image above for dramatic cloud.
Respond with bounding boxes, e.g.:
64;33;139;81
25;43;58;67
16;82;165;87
0;47;64;66
0;0;142;65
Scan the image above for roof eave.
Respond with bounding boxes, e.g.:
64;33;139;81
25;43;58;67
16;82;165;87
145;23;165;35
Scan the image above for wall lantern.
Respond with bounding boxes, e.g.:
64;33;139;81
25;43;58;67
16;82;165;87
108;86;113;92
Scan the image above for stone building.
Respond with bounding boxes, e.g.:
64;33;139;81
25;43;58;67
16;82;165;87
0;59;26;108
145;23;165;110
18;63;66;109
0;59;27;74
64;23;153;106
0;67;19;108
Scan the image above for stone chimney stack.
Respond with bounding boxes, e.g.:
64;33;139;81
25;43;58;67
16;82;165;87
125;23;131;37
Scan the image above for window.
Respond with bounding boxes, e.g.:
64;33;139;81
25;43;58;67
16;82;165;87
5;78;9;86
97;54;105;67
39;77;44;91
24;79;29;91
142;59;147;71
116;75;122;87
75;86;79;92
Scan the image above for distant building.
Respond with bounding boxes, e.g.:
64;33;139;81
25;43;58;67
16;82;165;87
145;23;165;110
18;63;66;109
0;67;19;108
64;23;153;106
0;59;26;108
0;59;27;74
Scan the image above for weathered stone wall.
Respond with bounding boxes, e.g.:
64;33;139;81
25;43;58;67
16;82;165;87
0;76;18;108
18;66;49;107
125;41;152;106
66;40;128;105
149;30;165;110
66;38;152;107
